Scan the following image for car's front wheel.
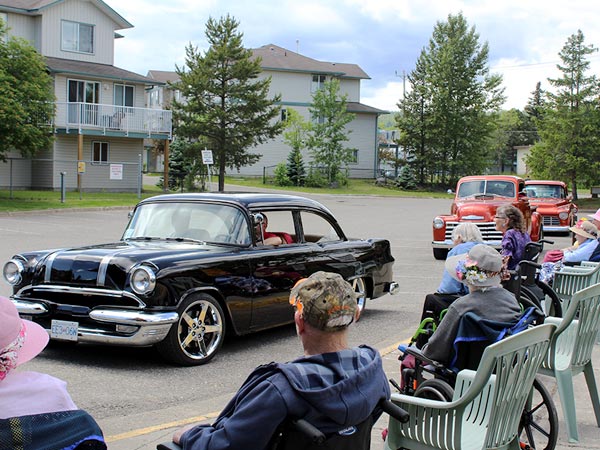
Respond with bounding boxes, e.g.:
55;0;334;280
157;293;226;366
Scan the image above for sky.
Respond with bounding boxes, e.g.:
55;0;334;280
107;0;600;113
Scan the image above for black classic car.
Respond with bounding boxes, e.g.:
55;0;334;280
3;193;398;365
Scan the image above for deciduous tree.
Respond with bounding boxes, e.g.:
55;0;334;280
307;79;356;185
0;19;54;161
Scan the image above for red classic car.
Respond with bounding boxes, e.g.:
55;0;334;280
524;180;578;234
432;175;543;259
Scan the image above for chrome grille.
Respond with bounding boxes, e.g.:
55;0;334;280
542;216;560;226
444;221;503;242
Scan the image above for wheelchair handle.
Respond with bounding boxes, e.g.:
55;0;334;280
517;260;541;270
291;419;326;445
380;399;410;423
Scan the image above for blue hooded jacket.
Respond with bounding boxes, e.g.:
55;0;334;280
180;345;389;450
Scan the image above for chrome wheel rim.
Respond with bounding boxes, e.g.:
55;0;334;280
177;299;223;361
352;278;367;313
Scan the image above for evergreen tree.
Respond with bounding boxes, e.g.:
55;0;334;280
526;30;600;198
172;15;283;192
0;19;55;160
286;148;306;186
398;13;505;185
307;79;356;185
282;109;308;186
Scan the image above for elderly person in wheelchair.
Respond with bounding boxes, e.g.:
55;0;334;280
400;244;523;388
165;272;399;450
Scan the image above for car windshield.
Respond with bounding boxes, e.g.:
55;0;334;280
457;180;515;198
525;184;565;199
122;202;251;245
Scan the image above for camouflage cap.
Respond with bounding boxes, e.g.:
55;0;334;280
289;271;358;332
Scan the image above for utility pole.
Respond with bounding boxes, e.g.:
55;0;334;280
394;70;406;177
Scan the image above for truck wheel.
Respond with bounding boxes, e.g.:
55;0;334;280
433;248;449;260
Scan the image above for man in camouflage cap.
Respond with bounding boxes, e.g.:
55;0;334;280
289;271;358;332
174;271;390;449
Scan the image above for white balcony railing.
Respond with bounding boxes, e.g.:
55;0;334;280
54;102;172;138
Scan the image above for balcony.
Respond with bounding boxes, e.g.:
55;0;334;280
54;102;172;139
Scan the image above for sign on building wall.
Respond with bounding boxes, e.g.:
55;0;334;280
110;164;123;180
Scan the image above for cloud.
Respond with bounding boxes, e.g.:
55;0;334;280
106;0;600;112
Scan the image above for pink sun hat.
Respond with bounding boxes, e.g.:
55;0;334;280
0;296;49;379
589;208;600;223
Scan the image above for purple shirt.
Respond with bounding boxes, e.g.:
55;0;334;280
501;228;531;270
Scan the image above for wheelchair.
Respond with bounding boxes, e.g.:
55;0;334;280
0;409;106;450
157;398;409;450
394;308;559;450
503;239;563;319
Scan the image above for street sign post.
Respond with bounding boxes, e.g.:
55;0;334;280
202;149;213;191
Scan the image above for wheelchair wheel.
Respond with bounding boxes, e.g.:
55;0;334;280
519;377;558;450
413;378;454;401
537;281;562;317
519;287;546;325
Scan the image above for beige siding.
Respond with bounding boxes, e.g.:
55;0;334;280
54;74;147;107
39;0;115;64
236;111;377;178
3;12;37;45
339;79;360;103
0;151;32;189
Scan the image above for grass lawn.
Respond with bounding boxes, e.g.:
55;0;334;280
0;186;164;212
1;177;598;213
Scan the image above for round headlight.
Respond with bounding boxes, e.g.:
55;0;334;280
433;217;445;229
3;259;24;285
130;266;156;295
558;212;569;220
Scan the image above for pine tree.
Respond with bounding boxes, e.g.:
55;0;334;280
526;30;600;198
282;109;308;186
172;15;283;192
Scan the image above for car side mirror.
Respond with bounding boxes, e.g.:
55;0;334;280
252;213;265;226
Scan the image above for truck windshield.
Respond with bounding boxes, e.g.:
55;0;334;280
457;180;515;198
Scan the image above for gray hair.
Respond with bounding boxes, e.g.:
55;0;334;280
452;222;484;243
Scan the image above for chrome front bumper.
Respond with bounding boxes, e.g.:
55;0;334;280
12;298;178;346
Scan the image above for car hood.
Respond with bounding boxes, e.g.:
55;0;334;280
33;241;238;289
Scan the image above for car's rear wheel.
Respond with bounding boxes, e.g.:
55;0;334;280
433;248;449;260
157;293;226;366
352;277;367;320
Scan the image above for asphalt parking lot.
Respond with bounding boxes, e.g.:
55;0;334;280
0;191;597;450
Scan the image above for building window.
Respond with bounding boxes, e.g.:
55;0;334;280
114;84;134;107
311;74;326;92
0;13;7;43
62;20;94;54
349;150;359;164
281;108;287;122
92;142;109;164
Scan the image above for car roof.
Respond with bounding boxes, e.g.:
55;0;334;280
137;192;335;215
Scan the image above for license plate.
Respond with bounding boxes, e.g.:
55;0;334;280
51;320;79;341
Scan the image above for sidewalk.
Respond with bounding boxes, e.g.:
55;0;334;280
105;343;600;450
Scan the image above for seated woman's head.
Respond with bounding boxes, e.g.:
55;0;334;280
452;222;484;244
495;204;526;233
445;244;503;291
570;219;598;244
0;296;48;380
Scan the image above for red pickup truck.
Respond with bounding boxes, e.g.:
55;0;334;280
524;180;577;234
432;175;543;259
